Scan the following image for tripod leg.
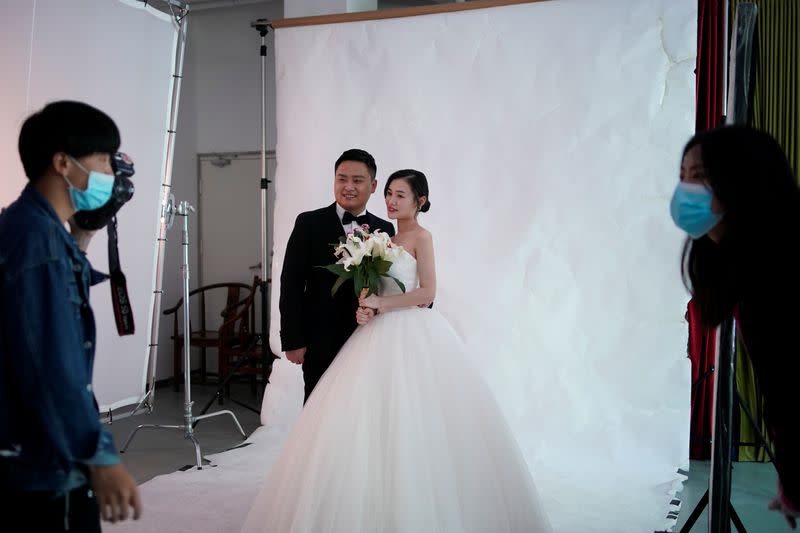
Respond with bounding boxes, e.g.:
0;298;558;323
735;390;775;464
729;503;748;533
187;432;203;470
120;423;184;452
196;353;253;422
679;489;709;533
126;389;154;418
194;409;247;438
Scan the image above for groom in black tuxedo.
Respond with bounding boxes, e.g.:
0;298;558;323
280;149;395;402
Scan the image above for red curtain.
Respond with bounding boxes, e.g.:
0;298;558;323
688;0;726;460
695;0;727;131
688;300;715;459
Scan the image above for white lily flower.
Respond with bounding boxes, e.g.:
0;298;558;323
367;230;387;258
339;240;366;271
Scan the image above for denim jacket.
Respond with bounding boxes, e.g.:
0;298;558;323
0;183;119;493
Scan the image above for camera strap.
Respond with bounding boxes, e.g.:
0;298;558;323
107;216;135;336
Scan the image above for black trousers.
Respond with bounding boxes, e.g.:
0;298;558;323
5;484;101;532
302;327;355;404
302;348;338;404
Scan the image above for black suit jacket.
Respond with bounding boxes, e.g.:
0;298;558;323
279;203;395;358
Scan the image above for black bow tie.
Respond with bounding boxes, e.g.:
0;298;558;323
342;212;369;226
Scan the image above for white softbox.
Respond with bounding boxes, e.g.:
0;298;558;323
0;0;179;411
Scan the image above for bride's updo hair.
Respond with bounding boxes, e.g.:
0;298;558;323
384;169;431;213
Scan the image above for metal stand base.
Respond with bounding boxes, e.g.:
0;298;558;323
120;401;246;469
128;388;155;418
120;200;247;469
679;489;748;533
679;383;774;533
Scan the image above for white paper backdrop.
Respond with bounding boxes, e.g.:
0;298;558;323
0;0;177;410
266;0;696;531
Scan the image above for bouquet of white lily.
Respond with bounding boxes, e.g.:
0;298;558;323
320;224;406;298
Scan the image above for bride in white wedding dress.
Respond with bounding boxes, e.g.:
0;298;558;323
241;169;552;533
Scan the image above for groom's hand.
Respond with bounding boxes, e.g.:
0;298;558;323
285;347;306;365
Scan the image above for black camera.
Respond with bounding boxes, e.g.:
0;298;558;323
73;152;135;230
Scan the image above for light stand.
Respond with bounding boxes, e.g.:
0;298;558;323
708;316;738;532
251;18;278;399
120;201;246;469
679;318;741;532
678;314;775;532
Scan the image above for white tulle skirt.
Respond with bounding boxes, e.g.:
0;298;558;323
241;306;552;533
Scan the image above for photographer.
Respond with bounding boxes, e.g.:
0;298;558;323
0;101;141;530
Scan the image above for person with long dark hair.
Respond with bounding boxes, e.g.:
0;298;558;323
670;124;800;527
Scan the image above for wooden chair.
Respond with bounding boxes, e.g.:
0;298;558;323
163;282;253;391
216;277;279;404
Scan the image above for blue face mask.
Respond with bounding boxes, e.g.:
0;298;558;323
63;157;115;212
670;181;722;239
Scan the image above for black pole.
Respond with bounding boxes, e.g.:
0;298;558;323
709;315;736;532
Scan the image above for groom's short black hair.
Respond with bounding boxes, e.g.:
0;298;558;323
335;148;377;180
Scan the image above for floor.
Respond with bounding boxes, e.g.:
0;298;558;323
107;380;263;483
106;380;788;532
674;459;787;532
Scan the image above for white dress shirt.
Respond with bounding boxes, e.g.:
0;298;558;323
335;203;368;235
